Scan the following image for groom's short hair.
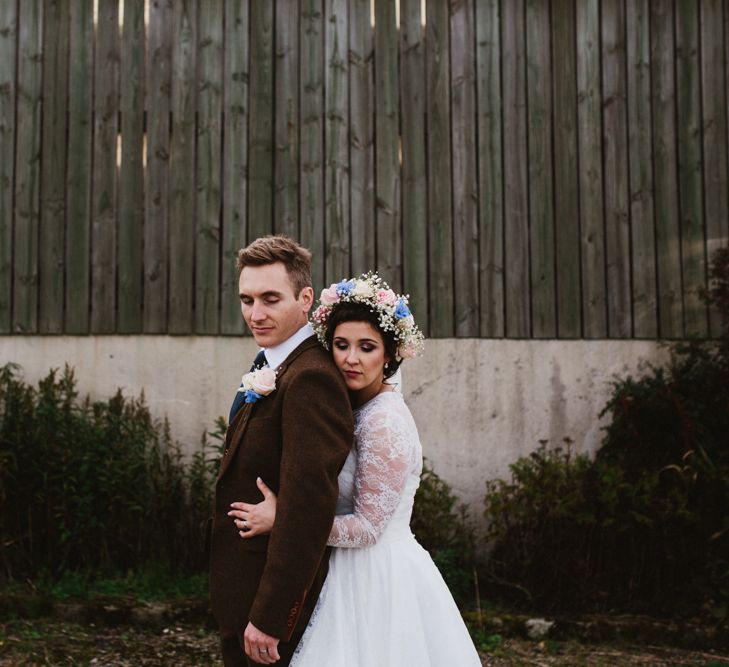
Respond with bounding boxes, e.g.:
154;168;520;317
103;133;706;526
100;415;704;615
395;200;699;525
237;235;312;296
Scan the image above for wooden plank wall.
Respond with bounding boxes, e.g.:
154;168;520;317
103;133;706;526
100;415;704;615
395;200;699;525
1;0;728;339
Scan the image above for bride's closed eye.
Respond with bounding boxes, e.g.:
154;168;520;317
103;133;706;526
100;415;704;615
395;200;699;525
333;339;378;353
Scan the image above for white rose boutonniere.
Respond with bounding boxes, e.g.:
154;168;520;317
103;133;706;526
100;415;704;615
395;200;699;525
238;366;277;404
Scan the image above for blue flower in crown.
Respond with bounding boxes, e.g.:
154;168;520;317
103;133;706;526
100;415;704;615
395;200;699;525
394;299;411;320
335;280;355;296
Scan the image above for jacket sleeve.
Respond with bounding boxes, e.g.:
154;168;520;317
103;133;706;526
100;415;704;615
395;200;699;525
248;365;353;640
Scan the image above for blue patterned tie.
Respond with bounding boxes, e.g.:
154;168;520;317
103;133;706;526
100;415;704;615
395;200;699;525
228;350;267;423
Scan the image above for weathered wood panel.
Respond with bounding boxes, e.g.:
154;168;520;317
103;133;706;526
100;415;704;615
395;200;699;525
375;0;401;291
220;0;249;335
349;0;375;279
651;0;683;338
602;0;631;338
552;0;581;338
195;0;223;333
248;1;274;240
576;0;607;338
168;0;196;333
526;0;555;338
626;0;657;338
13;0;43;333
0;0;17;332
118;0;145;333
144;0;172;334
325;0;349;283
676;0;709;337
476;0;504;338
502;0;529;338
426;0;453;336
65;0;93;334
299;0;325;292
39;0;69;333
400;0;428;331
90;0;119;333
274;0;300;240
701;0;729;336
451;0;479;337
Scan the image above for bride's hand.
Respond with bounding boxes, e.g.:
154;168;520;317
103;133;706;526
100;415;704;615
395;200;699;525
228;477;278;538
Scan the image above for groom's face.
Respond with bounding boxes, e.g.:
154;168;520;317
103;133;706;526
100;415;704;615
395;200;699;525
239;262;314;348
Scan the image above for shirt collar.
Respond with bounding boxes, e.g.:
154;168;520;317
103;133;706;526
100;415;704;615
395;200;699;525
261;322;315;371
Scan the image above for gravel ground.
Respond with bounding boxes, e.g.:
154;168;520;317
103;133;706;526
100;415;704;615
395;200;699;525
2;619;729;667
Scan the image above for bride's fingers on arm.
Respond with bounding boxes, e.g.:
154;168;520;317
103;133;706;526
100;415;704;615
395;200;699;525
227;509;247;520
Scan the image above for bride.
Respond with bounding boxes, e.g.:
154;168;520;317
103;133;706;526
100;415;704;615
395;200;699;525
228;274;481;666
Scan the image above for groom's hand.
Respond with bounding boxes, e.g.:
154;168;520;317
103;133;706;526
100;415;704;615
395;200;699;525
243;621;280;664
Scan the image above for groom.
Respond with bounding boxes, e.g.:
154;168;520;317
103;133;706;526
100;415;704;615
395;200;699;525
209;235;353;666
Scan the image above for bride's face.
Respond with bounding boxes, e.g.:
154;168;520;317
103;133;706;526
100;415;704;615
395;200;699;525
331;320;390;401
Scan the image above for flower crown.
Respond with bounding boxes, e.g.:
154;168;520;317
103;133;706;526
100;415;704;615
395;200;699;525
311;273;425;361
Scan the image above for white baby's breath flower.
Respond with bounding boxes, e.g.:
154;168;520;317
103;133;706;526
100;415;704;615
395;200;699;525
352;280;375;299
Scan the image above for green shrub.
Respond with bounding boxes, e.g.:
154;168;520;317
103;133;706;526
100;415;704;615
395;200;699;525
483;248;729;615
411;459;476;603
0;364;223;583
483;442;690;611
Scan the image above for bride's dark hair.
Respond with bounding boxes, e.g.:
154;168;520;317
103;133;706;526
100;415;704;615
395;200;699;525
324;302;402;380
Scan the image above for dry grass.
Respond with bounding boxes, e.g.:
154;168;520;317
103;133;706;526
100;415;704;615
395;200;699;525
2;619;729;667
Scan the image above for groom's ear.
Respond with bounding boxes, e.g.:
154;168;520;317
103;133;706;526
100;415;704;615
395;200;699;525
299;285;314;312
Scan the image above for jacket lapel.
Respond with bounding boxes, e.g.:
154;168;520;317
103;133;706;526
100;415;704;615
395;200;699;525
217;335;321;481
268;334;320;382
217;400;254;480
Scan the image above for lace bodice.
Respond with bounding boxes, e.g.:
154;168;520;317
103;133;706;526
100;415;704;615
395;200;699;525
328;392;422;548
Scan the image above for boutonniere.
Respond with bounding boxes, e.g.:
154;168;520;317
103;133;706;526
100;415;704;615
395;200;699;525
238;366;277;404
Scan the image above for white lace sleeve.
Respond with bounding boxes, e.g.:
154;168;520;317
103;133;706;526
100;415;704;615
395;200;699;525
327;401;414;548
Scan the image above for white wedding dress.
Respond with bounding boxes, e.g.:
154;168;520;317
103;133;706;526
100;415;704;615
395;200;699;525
290;391;481;666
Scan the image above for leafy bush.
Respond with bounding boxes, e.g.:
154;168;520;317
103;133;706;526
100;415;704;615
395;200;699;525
483;442;705;612
5;566;209;602
483;248;729;615
0;364;223;583
411;459;476;603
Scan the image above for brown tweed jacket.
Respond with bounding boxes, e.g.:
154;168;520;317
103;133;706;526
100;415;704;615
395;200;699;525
209;335;353;644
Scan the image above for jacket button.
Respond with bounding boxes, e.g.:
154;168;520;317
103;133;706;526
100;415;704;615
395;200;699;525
224;448;229;456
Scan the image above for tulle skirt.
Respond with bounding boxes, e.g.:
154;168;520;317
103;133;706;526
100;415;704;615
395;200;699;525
290;532;482;667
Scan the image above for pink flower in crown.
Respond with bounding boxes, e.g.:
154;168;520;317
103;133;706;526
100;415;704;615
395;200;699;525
312;304;330;324
398;341;418;359
320;285;340;306
376;288;396;306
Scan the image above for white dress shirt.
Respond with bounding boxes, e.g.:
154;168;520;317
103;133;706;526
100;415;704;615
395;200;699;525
260;322;315;371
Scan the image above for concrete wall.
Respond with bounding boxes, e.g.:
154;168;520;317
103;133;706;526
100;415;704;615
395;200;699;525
1;336;668;523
